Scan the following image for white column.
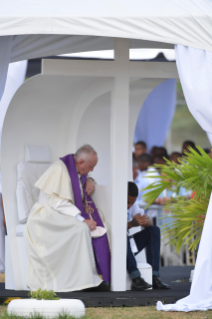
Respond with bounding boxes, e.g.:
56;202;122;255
110;38;129;291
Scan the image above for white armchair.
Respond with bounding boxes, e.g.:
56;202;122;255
6;145;52;290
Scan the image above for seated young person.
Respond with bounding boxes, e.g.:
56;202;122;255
127;182;170;290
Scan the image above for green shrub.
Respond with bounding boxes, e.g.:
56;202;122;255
141;146;212;252
28;288;60;300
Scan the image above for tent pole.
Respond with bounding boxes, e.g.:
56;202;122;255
110;38;129;291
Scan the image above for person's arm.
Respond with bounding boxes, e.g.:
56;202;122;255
48;193;97;230
49;193;81;217
138;214;152;228
127;221;132;230
127;217;139;230
85;177;96;195
128;213;152;229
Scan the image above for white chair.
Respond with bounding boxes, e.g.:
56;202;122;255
5;145;52;290
126;227;152;290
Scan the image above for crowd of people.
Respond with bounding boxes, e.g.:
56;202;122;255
125;140;212;291
132;140;212;208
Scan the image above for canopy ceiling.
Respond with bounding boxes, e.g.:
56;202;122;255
0;0;212;51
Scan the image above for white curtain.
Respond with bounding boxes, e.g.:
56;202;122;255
0;60;27;151
134;79;176;152
157;45;212;312
175;46;212;134
0;60;27;273
0;36;13;101
207;132;212;146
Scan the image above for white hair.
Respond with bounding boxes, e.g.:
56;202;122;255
75;144;97;162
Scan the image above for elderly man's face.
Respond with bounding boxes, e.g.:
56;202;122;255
76;154;98;175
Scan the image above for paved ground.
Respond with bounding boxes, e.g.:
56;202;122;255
0;266;193;307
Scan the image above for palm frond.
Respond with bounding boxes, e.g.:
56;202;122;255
141;146;212;253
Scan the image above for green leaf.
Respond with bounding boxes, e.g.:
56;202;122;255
141;146;211;253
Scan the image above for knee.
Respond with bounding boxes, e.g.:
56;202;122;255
149;225;160;238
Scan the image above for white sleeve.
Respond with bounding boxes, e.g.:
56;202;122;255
75;214;85;222
48;193;82;218
131;202;144;219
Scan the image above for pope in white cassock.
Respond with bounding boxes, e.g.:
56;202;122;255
24;145;111;292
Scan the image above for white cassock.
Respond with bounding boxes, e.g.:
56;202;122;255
24;159;106;292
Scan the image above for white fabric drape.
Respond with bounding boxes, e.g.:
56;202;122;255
157;45;212;312
175;45;212;134
0;60;27;273
206;132;212;146
134;79;176;152
0;60;27;153
0;36;13;100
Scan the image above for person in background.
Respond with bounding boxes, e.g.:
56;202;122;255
170;152;182;164
134;141;147;159
135;154;160;206
150;146;158;159
152;147;169;168
156;147;168;158
204;148;210;155
153;155;168;168
127;182;170;290
182;140;196;155
132;156;139;181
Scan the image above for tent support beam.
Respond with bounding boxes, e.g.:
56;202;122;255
42;60;179;79
110;38;129;291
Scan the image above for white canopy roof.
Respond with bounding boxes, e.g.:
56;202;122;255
1;0;212;51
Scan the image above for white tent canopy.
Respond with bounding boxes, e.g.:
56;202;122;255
0;0;212;99
1;0;212;311
0;0;212;51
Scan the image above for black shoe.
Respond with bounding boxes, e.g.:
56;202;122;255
153;275;171;289
95;281;110;291
131;276;152;291
83;281;110;292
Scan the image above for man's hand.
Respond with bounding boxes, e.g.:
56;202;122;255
138;214;151;228
85;178;95;195
83;219;97;231
156;197;170;205
129;213;151;228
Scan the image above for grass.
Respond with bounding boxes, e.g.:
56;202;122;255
1;305;212;319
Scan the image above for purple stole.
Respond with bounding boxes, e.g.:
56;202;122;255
60;154;111;283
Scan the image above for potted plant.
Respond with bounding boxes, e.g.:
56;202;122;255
7;289;85;318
